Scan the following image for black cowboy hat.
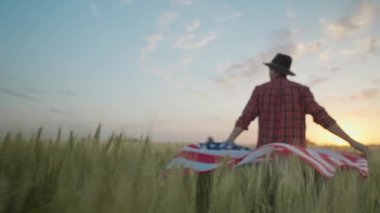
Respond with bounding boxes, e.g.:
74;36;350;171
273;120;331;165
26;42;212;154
264;53;295;76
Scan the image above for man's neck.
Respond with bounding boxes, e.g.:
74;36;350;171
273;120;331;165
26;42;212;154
271;76;287;81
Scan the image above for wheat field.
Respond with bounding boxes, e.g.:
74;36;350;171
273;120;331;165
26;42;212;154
0;127;379;213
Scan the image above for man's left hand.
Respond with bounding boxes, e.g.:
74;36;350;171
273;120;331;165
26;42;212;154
350;140;371;158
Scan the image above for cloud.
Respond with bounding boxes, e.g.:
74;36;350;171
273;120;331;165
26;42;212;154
329;88;380;102
319;66;342;74
270;29;324;57
0;87;41;102
213;43;298;85
348;108;380;117
339;36;380;58
89;4;101;18
216;61;234;73
307;76;329;87
179;57;193;66
173;0;192;5
217;12;243;22
190;89;211;99
139;4;217;91
212;23;330;87
271;29;299;43
23;86;48;95
149;56;193;82
318;51;331;63
173;32;217;50
140;11;180;58
49;108;76;116
173;19;216;50
296;40;325;55
350;88;379;100
286;10;297;19
157;11;179;25
232;12;243;18
186;20;201;32
330;66;342;73
56;90;75;97
367;36;380;53
322;0;379;39
141;33;164;57
119;0;133;4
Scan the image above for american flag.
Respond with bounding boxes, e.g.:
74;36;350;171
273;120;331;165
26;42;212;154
165;141;368;177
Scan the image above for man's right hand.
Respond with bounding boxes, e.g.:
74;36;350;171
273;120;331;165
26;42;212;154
223;140;236;146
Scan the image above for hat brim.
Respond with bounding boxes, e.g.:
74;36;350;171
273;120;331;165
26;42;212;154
264;62;295;76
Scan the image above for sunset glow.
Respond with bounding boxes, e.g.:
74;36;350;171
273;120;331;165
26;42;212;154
312;122;368;146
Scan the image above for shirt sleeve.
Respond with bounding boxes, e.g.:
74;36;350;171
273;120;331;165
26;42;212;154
235;87;260;130
303;87;336;129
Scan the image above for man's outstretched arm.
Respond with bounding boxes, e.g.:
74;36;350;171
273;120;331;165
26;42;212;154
226;127;244;142
303;87;370;157
327;123;370;157
226;87;260;143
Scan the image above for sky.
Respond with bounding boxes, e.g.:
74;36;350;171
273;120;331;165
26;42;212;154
0;0;379;146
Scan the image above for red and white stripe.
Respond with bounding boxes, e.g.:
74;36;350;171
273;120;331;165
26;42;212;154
165;143;368;177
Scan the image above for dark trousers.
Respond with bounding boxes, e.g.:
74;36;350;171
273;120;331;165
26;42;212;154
196;173;212;213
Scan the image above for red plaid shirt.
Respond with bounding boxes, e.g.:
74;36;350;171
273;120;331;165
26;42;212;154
235;77;336;147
